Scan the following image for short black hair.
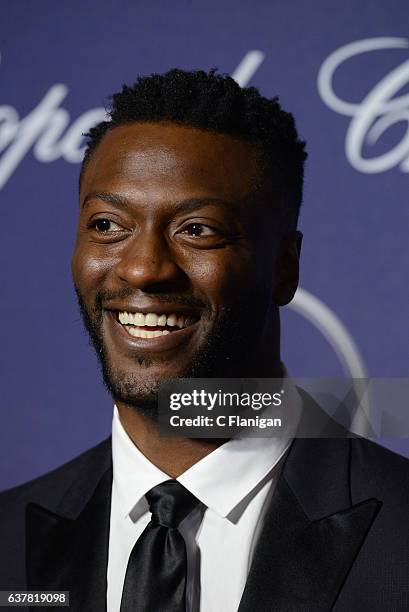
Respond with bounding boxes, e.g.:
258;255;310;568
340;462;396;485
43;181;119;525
81;68;307;230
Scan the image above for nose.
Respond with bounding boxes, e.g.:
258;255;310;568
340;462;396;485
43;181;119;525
113;228;185;292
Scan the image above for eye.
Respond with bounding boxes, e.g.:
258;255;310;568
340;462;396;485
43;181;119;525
92;218;123;233
180;223;217;237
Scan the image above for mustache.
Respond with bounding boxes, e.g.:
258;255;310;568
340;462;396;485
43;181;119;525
94;286;210;314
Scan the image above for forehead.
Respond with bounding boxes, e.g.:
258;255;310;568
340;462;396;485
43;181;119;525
80;122;262;203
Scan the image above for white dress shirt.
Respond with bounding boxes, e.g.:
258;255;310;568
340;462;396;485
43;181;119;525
107;377;301;612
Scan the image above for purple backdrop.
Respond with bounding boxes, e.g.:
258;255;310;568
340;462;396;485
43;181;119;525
1;0;408;490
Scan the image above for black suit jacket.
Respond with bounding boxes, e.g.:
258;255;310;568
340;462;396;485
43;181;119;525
1;429;409;611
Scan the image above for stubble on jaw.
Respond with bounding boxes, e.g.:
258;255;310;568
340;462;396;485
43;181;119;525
73;284;264;419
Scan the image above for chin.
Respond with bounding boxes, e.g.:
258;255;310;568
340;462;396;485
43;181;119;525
101;365;160;415
100;353;191;407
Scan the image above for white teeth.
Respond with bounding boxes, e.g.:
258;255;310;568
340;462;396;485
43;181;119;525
119;312;127;324
125;327;172;339
145;313;158;327
118;311;197;330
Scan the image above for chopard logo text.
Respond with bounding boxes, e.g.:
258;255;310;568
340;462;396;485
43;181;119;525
318;37;409;174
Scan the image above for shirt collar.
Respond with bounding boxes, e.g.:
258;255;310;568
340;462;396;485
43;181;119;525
112;365;301;521
112;405;170;518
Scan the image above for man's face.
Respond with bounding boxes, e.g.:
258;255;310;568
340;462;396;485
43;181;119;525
72;122;291;412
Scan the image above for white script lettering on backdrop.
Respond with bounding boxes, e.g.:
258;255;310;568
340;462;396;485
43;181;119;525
318;37;409;173
0;51;264;190
2;39;409;188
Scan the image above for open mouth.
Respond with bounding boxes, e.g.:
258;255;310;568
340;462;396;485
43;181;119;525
116;311;199;339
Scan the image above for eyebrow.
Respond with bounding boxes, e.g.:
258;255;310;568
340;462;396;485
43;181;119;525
81;191;240;215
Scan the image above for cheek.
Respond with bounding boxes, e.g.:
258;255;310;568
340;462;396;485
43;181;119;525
184;249;261;304
71;245;110;296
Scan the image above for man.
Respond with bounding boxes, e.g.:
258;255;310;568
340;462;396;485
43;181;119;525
0;68;408;612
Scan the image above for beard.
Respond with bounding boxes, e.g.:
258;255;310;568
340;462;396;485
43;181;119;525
74;284;267;419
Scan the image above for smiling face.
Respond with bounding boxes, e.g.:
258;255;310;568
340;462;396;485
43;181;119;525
72;122;298;413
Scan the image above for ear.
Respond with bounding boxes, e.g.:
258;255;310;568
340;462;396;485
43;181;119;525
272;231;302;306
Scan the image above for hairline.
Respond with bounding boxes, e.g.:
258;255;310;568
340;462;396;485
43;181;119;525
79;119;291;216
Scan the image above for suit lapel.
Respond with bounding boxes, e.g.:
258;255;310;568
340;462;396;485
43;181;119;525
239;438;382;612
26;441;113;612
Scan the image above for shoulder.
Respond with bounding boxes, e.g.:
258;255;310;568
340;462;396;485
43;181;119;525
0;437;111;589
351;435;409;470
350;436;409;504
0;437;111;520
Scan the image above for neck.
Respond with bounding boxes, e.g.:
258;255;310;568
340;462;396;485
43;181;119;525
116;402;224;477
